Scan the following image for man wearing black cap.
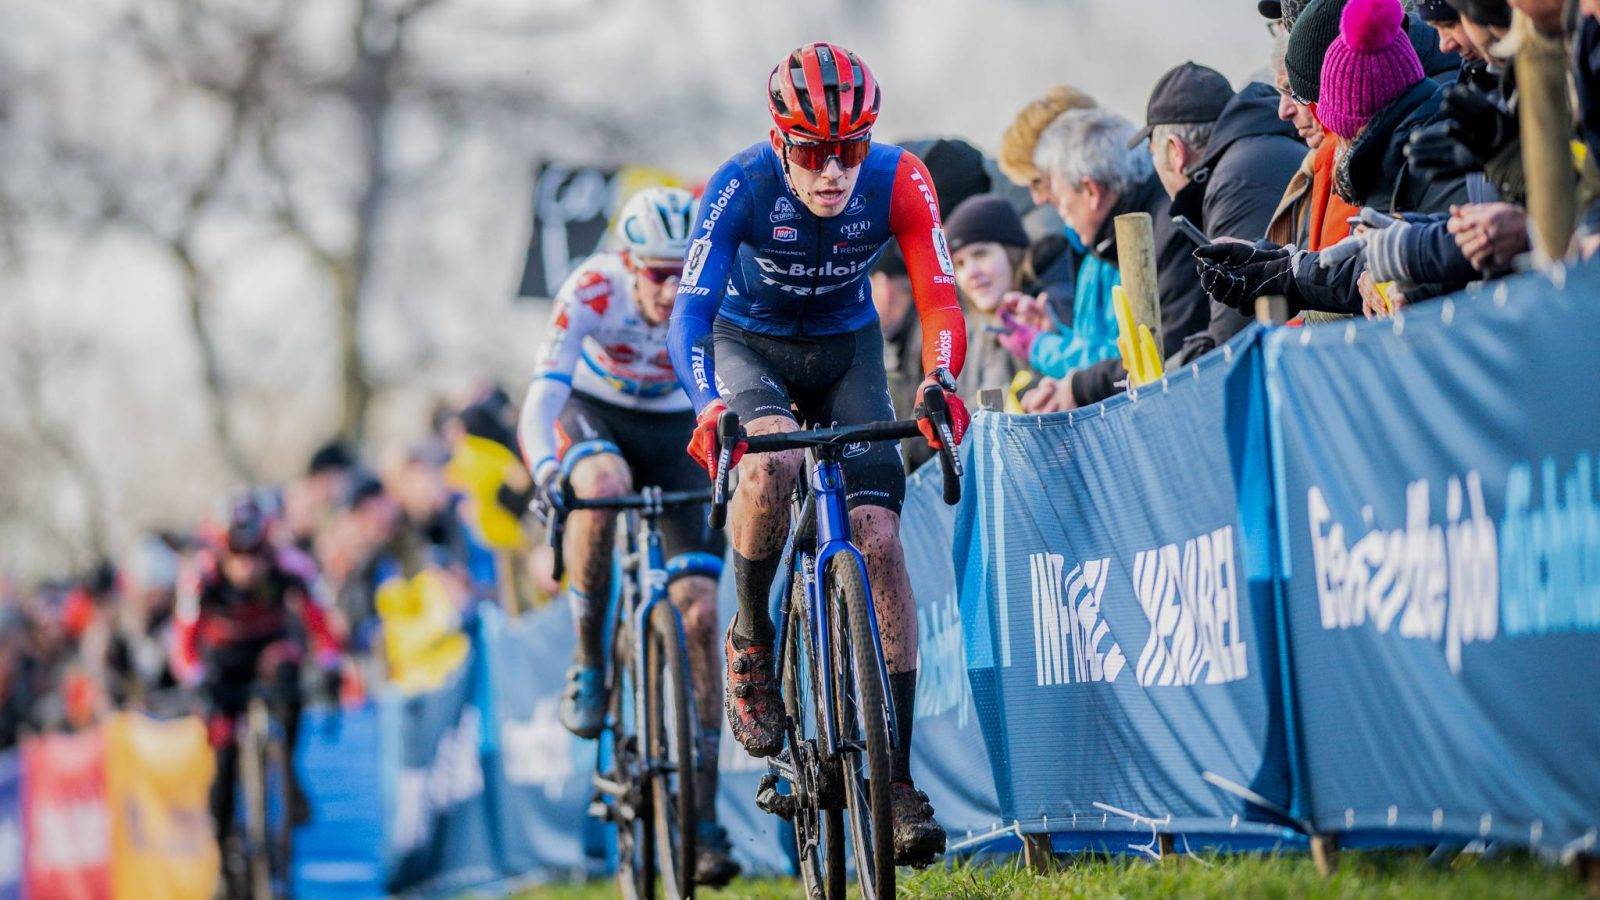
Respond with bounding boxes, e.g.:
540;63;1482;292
1137;62;1306;354
1257;0;1314;30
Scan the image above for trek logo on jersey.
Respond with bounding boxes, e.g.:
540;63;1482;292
773;225;798;242
909;168;939;222
690;346;710;392
931;227;954;277
845;195;867;215
754;256;873;279
840;220;872;239
682;238;711;287
770;197;798;223
699;178;741;236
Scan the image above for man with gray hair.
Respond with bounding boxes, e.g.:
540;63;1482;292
1020;107;1212;411
1138;61;1305;357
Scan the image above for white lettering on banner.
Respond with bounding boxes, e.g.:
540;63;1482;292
1499;455;1600;637
33;800;108;868
1133;526;1249;687
501;697;575;800
1029;553;1126;687
916;590;972;727
392;707;485;855
1307;474;1499;674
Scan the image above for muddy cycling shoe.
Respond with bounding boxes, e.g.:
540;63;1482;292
724;626;785;758
694;820;743;887
558;665;607;739
890;782;946;867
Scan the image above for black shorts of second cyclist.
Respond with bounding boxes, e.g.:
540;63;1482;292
711;318;905;515
555;391;726;573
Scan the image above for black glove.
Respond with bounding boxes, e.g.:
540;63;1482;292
1193;242;1297;311
1406;121;1483;179
1438;84;1516;161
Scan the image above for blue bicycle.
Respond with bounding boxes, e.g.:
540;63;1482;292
548;485;714;900
707;382;961;900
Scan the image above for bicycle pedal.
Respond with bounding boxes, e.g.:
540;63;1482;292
754;773;796;821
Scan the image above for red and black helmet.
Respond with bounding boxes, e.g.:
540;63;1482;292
767;42;880;142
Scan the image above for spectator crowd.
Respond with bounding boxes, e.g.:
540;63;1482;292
2;0;1597;751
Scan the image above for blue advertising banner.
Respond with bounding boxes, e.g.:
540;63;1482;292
900;463;1004;845
383;662;498;895
953;328;1297;845
293;705;386;898
1258;263;1600;850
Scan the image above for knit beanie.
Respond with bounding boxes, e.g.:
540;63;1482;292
1285;0;1347;103
999;86;1098;185
1414;0;1458;22
1317;0;1425;139
1443;0;1511;27
944;194;1030;254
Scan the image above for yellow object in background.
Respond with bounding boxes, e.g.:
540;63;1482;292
376;569;471;694
445;434;527;551
105;713;218;900
1112;285;1164;387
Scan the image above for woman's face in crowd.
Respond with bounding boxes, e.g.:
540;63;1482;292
952;242;1014;313
1432;20;1484;63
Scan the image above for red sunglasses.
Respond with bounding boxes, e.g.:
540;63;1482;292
637;265;683;284
783;135;871;172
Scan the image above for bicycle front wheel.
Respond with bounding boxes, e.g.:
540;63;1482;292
827;556;894;900
783;569;846;900
610;619;656;900
645;601;698;899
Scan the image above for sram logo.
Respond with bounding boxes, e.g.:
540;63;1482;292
754;256;871;279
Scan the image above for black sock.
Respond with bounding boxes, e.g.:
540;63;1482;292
731;550;780;644
890;669;917;784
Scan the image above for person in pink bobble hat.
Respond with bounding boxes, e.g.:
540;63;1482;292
1315;0;1469;213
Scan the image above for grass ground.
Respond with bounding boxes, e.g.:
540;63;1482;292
517;849;1591;898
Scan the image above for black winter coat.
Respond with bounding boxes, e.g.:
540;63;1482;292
1291;78;1470;314
1171;83;1307;352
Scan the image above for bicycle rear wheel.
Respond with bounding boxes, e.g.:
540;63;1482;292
645;601;697;899
827;555;894;900
783;567;846;900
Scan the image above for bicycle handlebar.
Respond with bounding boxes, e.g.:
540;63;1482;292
547;486;714;582
707;381;964;529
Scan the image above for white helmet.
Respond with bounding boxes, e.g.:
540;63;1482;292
615;186;695;262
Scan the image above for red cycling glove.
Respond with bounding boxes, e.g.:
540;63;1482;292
915;377;970;451
687;400;747;476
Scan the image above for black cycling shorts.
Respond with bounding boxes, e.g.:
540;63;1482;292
712;318;905;515
556;391;726;572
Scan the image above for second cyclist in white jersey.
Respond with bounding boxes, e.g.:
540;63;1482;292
517;187;738;886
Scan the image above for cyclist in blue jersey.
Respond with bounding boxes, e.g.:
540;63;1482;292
667;41;970;865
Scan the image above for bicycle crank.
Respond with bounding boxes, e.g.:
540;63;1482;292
755;773;796;820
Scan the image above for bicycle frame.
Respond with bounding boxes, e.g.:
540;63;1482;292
773;448;898;762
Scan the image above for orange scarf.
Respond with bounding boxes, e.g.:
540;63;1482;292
1306;138;1358;251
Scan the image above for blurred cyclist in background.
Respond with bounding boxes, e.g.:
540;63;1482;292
172;493;344;869
517;187;737;885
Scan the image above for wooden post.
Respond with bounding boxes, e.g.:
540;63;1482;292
1021;833;1054;872
1114;212;1163;358
1514;12;1577;263
1311;834;1340;877
1254;296;1289;326
1157;833;1177;861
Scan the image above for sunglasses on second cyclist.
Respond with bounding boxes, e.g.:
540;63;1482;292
635;264;683;284
783;135;872;173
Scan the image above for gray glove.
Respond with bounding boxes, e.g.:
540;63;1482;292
1362;218;1416;287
